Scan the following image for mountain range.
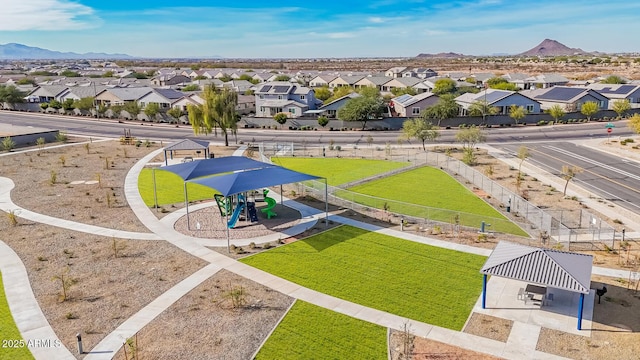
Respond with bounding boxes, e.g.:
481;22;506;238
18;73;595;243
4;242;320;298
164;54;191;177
416;39;593;58
0;43;133;60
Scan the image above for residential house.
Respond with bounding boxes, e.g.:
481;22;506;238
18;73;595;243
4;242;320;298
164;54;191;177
171;93;204;112
470;73;495;86
95;87;153;107
138;88;185;110
26;85;69;103
522;86;608;112
585;84;640;109
223;80;254;93
402;68;438;79
523;74;569;89
151;74;191;87
501;73;530;89
385;66;407;78
420;77;474;93
254;81;318;118
390;92;440;117
455;89;541;116
236;94;256;115
307;93;361;118
58;84;108;103
354;76;390;91
328;75;364;89
381;77;422;93
309;75;337;88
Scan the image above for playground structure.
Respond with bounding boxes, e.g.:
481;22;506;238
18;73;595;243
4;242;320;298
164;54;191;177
214;191;268;229
261;189;277;219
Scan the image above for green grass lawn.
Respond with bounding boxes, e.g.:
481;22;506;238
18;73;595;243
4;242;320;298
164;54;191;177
339;166;527;236
255;301;387;360
138;168;219;206
271;157;409;186
241;225;486;330
0;272;34;360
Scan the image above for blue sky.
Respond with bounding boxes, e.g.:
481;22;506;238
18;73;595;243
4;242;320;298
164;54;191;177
1;0;639;58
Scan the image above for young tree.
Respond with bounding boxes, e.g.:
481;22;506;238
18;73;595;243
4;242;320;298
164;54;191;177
167;107;183;124
273;112;288;129
110;104;123;119
123;101;142;120
403;118;439;150
561;165;583;195
324;86;354;104
48;99;63;109
455;127;486;165
601;75;626;84
73;97;95;112
509;105;526;126
337;95;384;130
144;103;161;122
580;101;599;121
517;146;529;175
546;105;565;123
421;94;459;126
627;113;640;134
391;87;417;96
96;103;108;118
468;100;499;119
612;99;631;118
0;85;27;109
317;115;329;128
187;86;238;146
314;86;331;102
432;78;456;95
62;98;75;112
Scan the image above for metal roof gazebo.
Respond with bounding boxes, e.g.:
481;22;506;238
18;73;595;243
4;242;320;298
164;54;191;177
163;139;211;165
480;241;593;330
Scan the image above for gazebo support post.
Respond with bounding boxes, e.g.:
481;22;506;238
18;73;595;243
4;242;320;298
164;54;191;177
482;274;487;309
324;178;328;227
280;185;283;207
164;150;168;166
226;200;230;254
152;168;158;212
184;182;190;230
577;293;584;330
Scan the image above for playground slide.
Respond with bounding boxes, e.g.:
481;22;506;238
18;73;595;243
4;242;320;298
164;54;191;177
227;202;245;228
261;196;277;219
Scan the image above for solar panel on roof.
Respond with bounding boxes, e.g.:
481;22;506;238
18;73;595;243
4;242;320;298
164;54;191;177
537;87;583;101
612;85;635;94
260;85;272;92
394;94;412;104
273;85;290;93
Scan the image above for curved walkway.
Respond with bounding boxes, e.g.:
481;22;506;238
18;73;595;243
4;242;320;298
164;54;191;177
0;177;160;240
0;240;74;359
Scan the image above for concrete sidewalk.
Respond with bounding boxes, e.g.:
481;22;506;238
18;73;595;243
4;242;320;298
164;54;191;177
0;240;74;359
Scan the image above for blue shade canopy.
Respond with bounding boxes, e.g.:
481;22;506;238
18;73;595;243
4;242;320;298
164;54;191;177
188;167;321;196
161;156;274;180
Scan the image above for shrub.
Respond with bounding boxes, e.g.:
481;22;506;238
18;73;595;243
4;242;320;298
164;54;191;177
55;132;68;143
537;120;547;126
2;136;16;152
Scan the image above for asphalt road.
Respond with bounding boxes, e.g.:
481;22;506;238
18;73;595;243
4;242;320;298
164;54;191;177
495;142;640;215
0;111;633;146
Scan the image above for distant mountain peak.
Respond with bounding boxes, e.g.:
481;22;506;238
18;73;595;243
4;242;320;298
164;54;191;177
519;39;588;57
0;43;133;60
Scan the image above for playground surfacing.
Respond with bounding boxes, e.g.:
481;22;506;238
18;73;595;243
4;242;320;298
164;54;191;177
173;201;302;241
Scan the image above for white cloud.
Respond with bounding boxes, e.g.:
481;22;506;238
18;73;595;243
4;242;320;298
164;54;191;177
0;0;98;31
327;32;357;39
368;17;385;23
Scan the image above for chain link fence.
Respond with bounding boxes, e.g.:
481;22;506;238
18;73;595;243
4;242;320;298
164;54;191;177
258;143;616;249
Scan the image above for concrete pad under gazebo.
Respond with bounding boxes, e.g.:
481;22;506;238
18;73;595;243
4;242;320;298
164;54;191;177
163;139;211;165
480;241;593;330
